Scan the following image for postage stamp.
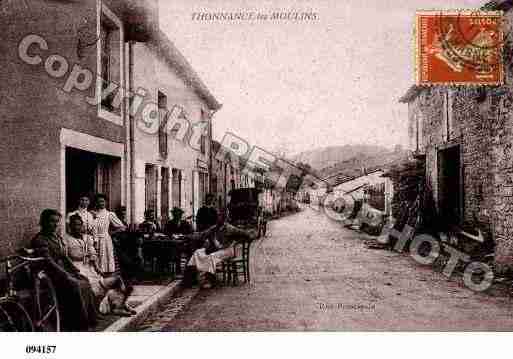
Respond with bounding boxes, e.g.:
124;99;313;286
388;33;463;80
415;10;504;86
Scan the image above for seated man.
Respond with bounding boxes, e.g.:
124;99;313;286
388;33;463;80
161;207;194;274
183;213;256;289
139;209;158;236
165;207;193;237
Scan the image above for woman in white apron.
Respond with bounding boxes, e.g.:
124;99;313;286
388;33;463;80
92;194;126;273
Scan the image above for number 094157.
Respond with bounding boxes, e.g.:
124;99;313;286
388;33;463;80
25;345;56;354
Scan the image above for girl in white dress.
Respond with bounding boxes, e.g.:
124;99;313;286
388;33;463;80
66;195;95;235
66;214;135;316
92;194;126;273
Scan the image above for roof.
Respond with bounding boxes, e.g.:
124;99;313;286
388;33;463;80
119;0;159;42
326;169;384;188
399;85;425;103
151;30;222;112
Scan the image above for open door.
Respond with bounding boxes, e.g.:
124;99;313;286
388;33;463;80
437;145;462;226
66;147;121;213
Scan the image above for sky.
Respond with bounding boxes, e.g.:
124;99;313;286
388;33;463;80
159;0;482;156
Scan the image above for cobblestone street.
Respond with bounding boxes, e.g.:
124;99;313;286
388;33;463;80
138;207;513;331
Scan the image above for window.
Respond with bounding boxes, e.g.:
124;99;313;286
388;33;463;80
170;108;187;138
172;168;182;209
200;109;209;156
158;91;168;158
97;4;123;124
200;134;206;155
145;164;158;216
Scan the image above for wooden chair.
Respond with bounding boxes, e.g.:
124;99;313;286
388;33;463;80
215;260;231;286
226;240;252;286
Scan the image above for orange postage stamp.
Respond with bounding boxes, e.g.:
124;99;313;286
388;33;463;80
416;10;504;86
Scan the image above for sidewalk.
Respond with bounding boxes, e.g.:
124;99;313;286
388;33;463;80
94;277;183;332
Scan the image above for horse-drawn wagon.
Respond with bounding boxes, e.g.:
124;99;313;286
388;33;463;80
228;188;267;238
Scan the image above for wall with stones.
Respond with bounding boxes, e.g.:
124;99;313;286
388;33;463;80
487;10;513;265
406;86;501;257
485;90;513;264
405;9;513;264
407;87;446;208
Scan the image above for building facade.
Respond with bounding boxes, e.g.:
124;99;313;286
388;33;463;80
0;0;220;254
129;31;220;226
399;1;513;265
0;0;160;255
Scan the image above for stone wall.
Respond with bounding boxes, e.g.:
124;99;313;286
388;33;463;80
406;73;513;266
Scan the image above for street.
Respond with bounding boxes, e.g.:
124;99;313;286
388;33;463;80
139;207;513;331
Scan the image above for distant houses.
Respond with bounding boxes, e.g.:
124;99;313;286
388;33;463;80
302;169;393;221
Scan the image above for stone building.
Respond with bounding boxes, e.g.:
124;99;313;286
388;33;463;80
0;0;159;255
398;0;513;266
0;0;220;253
129;30;220;226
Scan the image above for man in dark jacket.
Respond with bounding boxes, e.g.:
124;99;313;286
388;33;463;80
196;194;218;232
165;207;193;236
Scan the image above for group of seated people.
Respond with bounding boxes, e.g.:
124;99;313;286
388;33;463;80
32;209;136;331
138;207;193;239
135;197;257;289
28;194;256;331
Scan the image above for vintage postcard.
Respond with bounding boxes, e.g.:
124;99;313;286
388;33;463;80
1;0;513;357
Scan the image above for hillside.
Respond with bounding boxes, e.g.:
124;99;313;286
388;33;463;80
293;145;409;183
293;145;390;171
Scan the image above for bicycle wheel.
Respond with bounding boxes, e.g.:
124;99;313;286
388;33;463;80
0;304;16;331
0;299;34;332
34;271;60;332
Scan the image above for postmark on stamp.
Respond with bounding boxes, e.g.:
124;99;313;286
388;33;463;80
416;10;504;86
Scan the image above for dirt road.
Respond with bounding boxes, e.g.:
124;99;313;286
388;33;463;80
143;207;513;331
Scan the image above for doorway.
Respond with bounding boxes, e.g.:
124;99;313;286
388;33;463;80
161;167;170;223
437;145;462;226
65;147;121;213
145;164;158;216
